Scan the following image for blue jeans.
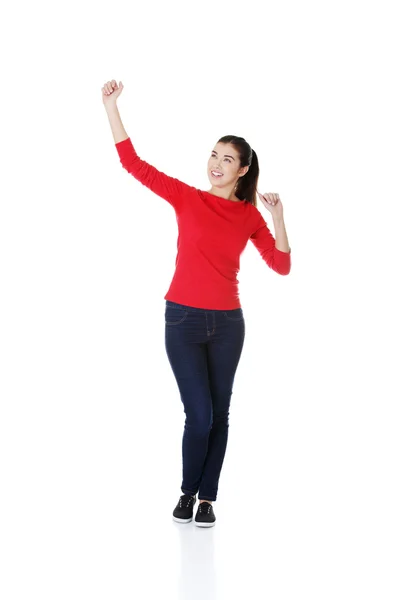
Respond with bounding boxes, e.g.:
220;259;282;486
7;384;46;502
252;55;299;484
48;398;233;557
164;300;245;501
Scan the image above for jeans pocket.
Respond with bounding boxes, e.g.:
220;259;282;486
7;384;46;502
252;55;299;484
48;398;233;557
165;304;189;325
222;308;244;321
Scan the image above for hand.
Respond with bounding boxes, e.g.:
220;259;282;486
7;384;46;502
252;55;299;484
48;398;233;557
101;79;124;107
257;191;284;219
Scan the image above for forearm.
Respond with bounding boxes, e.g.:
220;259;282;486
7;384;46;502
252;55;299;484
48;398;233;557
105;103;129;144
272;216;291;253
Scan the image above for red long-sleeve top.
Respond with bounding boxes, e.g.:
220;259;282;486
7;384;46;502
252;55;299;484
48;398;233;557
115;137;291;310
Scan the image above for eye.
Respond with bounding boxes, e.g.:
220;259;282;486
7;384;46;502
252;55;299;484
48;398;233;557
211;153;231;163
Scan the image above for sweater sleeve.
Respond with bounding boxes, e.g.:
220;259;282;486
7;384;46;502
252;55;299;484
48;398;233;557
250;213;291;275
115;137;193;212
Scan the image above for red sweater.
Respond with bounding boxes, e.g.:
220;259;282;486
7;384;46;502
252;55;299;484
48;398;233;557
115;137;291;310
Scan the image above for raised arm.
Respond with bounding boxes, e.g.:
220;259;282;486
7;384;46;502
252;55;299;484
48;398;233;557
101;80;194;211
105;98;129;145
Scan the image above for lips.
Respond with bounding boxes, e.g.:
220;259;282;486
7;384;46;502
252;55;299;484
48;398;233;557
211;170;223;177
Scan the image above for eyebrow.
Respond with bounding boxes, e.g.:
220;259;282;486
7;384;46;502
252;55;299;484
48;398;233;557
212;150;236;161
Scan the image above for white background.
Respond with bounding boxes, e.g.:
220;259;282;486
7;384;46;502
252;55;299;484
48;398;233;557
1;0;399;598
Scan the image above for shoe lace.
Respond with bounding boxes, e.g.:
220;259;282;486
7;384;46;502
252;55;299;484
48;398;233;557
199;501;212;514
179;494;195;508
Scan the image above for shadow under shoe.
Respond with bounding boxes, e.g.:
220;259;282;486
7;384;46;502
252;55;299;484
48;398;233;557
172;493;197;523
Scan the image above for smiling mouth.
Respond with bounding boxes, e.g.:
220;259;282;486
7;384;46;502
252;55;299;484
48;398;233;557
211;171;223;178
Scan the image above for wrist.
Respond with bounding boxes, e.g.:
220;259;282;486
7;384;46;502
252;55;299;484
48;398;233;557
105;101;118;113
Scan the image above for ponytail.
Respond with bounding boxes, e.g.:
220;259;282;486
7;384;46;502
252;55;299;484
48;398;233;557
218;136;260;206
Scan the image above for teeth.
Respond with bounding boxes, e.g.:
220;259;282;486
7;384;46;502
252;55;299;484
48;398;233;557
212;172;223;176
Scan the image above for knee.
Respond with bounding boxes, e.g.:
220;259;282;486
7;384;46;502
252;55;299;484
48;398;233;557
211;408;230;428
185;414;212;437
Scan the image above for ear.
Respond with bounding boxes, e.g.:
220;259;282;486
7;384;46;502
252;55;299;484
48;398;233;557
239;165;249;177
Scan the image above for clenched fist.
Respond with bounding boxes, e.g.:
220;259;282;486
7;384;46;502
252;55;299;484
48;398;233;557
257;191;284;220
101;80;124;107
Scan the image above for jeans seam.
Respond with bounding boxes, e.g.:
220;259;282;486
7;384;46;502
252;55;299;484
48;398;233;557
165;311;189;325
222;311;244;321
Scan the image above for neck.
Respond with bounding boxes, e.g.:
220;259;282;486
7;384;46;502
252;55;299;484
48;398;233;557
207;183;239;202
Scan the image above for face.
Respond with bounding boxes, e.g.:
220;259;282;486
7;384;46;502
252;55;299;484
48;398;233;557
207;142;249;190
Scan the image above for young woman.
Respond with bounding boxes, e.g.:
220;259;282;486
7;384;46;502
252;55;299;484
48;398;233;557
102;79;291;528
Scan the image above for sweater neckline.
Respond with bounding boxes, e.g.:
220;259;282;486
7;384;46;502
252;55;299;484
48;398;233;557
201;190;246;205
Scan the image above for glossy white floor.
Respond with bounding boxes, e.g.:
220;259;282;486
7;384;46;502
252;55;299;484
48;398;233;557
2;379;399;600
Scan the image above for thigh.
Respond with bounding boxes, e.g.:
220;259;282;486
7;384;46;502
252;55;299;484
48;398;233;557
206;311;245;412
164;304;212;422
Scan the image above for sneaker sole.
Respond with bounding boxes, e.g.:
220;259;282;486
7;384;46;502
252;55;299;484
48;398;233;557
172;516;193;523
195;520;215;527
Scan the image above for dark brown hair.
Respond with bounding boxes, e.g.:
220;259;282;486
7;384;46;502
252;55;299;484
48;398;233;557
217;135;259;206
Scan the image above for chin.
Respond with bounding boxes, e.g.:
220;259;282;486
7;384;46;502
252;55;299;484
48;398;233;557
209;177;223;187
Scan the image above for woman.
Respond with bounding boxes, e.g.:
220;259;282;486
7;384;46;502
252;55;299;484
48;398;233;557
102;79;291;528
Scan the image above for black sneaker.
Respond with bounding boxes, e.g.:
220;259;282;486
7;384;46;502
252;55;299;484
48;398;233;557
194;501;216;527
172;494;197;523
